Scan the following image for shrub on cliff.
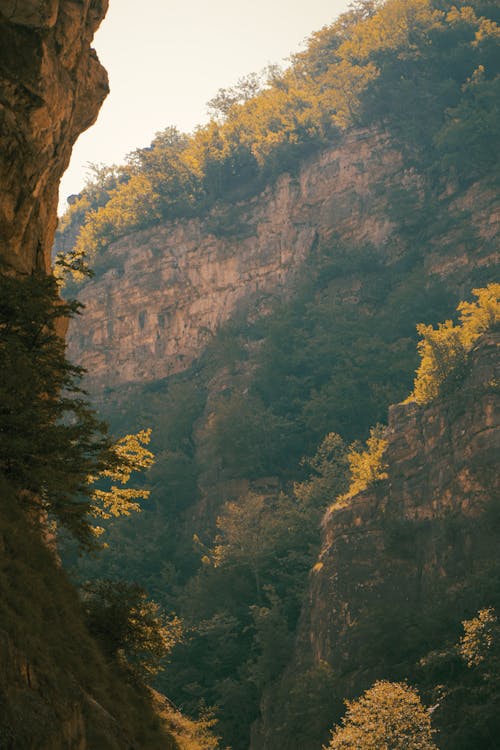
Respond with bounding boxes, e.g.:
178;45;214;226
411;283;500;404
81;579;182;679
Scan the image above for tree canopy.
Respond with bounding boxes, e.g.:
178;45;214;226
326;680;438;750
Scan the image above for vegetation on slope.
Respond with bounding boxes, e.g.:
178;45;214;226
411;282;500;403
0;270;219;748
74;282;499;750
56;0;500;277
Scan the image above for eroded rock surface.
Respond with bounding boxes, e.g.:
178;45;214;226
0;0;109;273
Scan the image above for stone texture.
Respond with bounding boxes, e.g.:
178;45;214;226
69;130;401;387
0;0;109;274
68;129;499;391
0;4;160;748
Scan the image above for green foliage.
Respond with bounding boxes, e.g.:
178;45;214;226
0;271;153;546
294;432;350;507
412;283;500;403
199;391;294;480
326;680;438;750
419;604;500;750
435;67;500;180
81;579;182;679
54;6;500;742
159;483;322;749
75;244;468;749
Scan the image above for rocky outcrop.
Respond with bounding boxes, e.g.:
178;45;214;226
68;130;499;390
254;333;499;750
0;0;109;274
68;130;400;387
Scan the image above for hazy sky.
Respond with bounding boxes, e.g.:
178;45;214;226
59;0;351;211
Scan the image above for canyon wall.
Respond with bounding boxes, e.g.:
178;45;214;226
68;130;499;391
0;4;187;748
254;332;500;749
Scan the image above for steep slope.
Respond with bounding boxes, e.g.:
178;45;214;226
254;332;500;750
66;130;499;750
67;130;498;391
0;3;212;748
60;3;500;747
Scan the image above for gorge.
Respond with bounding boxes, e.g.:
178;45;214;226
1;1;499;749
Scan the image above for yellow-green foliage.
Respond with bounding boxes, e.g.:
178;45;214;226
325;680;438;750
459;607;498;668
154;693;220;750
90;428;155;531
336;424;388;505
412;283;500;404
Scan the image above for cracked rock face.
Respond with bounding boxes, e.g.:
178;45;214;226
0;0;109;274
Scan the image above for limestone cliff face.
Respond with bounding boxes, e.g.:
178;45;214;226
68;130;499;391
67;132;397;387
253;333;500;750
0;0;109;274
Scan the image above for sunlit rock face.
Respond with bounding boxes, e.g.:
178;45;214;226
253;333;500;750
0;0;109;274
67;128;498;391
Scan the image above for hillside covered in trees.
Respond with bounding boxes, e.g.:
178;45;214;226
51;1;500;749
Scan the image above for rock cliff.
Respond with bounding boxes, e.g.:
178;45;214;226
0;0;109;274
68;129;499;391
254;332;500;750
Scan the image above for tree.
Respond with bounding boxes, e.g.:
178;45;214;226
412;283;500;404
294;432;350;508
326;680;438;750
337;424;388;503
81;579;182;679
0;271;153;546
459;607;498;668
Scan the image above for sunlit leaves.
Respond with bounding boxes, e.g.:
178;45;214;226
326;680;438;750
412;283;500;403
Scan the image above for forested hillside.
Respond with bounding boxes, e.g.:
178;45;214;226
57;1;500;749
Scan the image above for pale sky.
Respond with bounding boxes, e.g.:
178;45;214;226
59;0;351;212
